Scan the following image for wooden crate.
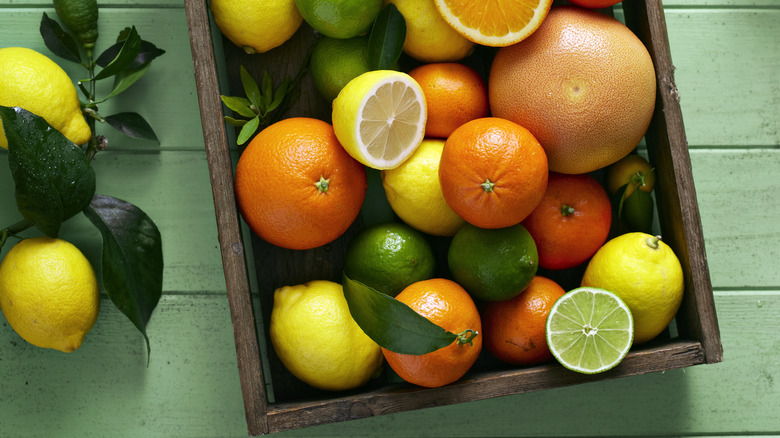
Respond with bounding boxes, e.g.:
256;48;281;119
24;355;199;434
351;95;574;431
185;0;723;435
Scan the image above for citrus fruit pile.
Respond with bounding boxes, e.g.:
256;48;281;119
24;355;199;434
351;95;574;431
211;0;687;391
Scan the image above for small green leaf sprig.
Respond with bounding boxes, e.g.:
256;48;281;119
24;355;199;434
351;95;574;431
0;2;166;360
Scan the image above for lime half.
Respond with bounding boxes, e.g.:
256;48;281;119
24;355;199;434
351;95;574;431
546;287;634;374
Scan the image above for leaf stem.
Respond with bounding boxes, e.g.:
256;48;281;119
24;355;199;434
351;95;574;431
0;219;33;252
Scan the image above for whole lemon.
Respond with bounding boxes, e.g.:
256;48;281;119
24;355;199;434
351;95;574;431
270;280;384;391
210;0;303;54
0;237;100;353
0;47;91;149
381;139;465;236
384;0;474;62
581;232;684;344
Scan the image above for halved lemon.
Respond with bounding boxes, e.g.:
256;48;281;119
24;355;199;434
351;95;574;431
332;70;427;170
433;0;553;47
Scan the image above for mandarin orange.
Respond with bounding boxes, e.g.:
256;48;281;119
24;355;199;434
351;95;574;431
522;172;612;270
382;278;482;388
438;117;548;229
234;117;366;250
408;62;488;139
489;6;656;174
482;275;565;365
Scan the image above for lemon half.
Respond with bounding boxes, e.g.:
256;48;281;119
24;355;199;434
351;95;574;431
332;70;427;170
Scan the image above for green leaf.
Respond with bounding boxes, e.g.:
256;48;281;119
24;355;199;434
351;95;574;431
96;62;152;103
96;39;165;70
237;116;260;145
83;194;163;360
261;71;274;110
104;112;159;142
368;3;407;70
39;12;82;64
239;65;263;110
268;78;289;113
224;116;248;127
0;106;96;237
342;274;457;355
88;26;142;81
220;95;256;119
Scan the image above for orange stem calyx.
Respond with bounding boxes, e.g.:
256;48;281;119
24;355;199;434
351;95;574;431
456;329;479;346
314;176;330;193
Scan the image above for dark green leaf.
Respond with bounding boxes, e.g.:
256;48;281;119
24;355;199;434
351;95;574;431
0;106;95;237
39;12;82;64
87;26;142;81
220;95;255;118
83;194;163;359
368;3;407;70
224;116;248;127
268;78;289;113
237;116;260;145
96;38;165;70
239;65;263;110
104;112;159;142
342;274;456;355
95;62;151;102
621;188;655;233
261;71;274;110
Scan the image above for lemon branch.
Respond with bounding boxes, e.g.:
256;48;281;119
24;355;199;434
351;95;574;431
0;219;33;252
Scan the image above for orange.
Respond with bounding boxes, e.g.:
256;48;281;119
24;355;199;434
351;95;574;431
522;172;612;270
234;117;367;250
438;117;548;229
489;6;657;174
434;0;553;47
481;276;565;365
382;278;482;388
407;62;489;139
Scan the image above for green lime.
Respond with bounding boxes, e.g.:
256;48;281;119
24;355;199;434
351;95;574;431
310;35;372;102
294;0;382;39
53;0;99;48
545;287;634;374
447;223;538;302
343;222;435;297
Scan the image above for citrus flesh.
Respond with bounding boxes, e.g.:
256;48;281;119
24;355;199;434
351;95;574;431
0;47;90;149
581;233;684;344
332;70;427;170
381;139;466;236
546;286;634;374
270;280;384;391
0;237;100;353
343;222;436;297
434;0;553;47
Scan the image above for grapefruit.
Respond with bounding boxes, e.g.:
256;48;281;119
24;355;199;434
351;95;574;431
489;6;656;174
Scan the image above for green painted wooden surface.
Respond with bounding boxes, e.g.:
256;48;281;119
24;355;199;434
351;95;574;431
1;1;778;436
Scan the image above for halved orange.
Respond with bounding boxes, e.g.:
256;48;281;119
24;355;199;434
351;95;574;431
434;0;553;47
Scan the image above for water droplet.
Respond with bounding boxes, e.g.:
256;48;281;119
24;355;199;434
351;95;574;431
757;300;764;308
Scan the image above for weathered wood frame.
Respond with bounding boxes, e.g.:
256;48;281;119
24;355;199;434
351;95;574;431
185;0;723;435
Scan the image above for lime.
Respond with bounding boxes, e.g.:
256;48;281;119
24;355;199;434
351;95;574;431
447;223;538;302
270;280;383;391
343;222;435;297
581;233;684;344
53;0;99;48
332;70;427;170
0;237;100;352
295;0;382;39
546;286;634;374
310;36;372;102
381;139;466;236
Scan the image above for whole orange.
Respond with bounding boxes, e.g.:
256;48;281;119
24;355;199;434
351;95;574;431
382;278;482;388
489;6;656;174
522;172;612;270
234;117;367;250
407;62;488;139
481;276;565;365
439;117;548;229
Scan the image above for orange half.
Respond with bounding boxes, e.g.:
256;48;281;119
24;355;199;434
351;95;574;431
434;0;553;47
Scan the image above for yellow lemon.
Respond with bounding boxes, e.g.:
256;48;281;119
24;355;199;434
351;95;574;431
381;139;465;236
384;0;474;62
0;47;91;149
269;280;384;391
581;233;684;345
332;70;427;170
210;0;303;54
0;237;100;352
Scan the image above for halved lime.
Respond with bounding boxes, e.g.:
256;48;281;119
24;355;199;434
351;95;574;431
545;287;634;374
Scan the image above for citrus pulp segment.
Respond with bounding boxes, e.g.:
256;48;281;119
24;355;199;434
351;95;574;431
332;70;427;170
546;287;634;374
433;0;553;47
